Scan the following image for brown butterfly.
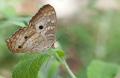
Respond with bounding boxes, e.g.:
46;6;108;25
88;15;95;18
6;4;57;53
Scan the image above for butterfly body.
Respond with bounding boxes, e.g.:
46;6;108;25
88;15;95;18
7;4;57;53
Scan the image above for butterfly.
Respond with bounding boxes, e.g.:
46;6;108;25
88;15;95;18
6;4;57;53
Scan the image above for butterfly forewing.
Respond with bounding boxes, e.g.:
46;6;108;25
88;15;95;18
7;4;57;53
22;33;45;52
7;26;36;52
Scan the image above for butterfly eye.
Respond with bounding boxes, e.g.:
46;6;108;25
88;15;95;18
24;36;28;39
39;25;43;29
18;46;22;48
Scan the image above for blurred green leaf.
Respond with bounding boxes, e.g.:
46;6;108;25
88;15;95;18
87;60;119;78
12;21;27;27
12;48;64;78
12;54;50;78
55;49;65;59
47;61;60;78
87;0;97;9
10;16;30;27
51;48;65;63
0;0;23;18
1;6;17;18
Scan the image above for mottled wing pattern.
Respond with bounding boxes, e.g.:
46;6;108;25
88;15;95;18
6;4;57;53
22;33;45;52
29;4;57;50
7;26;36;52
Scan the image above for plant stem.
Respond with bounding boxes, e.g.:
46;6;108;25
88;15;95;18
55;53;77;78
62;59;77;78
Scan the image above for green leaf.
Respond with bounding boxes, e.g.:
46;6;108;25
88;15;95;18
1;6;17;18
55;49;65;58
51;48;65;62
12;21;27;27
87;60;119;78
10;17;30;27
12;54;50;78
47;61;60;78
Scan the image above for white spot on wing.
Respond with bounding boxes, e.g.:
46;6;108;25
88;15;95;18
47;19;51;22
51;11;55;14
51;20;55;23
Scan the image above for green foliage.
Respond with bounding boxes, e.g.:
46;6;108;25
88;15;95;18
54;49;65;59
46;61;60;78
1;0;120;78
12;49;65;78
12;54;50;78
0;0;22;18
87;60;119;78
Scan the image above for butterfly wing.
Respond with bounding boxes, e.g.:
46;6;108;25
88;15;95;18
7;27;48;52
6;26;36;52
29;4;56;31
29;4;57;49
7;4;57;53
22;33;46;52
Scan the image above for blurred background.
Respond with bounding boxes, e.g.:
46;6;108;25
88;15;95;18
0;0;120;78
